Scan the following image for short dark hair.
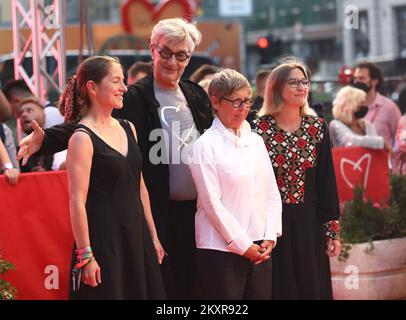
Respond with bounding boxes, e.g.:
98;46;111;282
2;79;32;100
189;64;219;83
19;97;44;110
127;61;153;79
255;69;271;84
356;62;384;91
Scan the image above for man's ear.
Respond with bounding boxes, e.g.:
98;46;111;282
150;43;155;60
371;78;379;91
185;50;194;66
39;111;46;128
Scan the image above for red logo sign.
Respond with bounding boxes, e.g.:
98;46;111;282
332;147;390;206
121;0;195;36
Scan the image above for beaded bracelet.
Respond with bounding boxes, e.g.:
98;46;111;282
72;246;95;291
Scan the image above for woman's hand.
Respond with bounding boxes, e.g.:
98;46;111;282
81;260;101;287
153;239;166;264
399;144;406;153
243;244;263;263
326;239;341;257
253;240;274;265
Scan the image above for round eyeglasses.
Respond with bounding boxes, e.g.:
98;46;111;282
286;78;311;88
154;44;190;62
220;96;254;109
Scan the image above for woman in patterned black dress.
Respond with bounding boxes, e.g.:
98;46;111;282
252;59;341;299
63;56;166;299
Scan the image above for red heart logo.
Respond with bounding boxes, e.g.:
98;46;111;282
340;153;372;190
121;0;194;38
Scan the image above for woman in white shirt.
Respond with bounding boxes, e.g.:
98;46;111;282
329;86;388;150
188;69;282;299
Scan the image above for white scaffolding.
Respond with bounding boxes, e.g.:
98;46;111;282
11;0;66;105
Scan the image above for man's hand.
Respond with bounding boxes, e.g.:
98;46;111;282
16;120;44;166
4;168;19;185
383;141;393;154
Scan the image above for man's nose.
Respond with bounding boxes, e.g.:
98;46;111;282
166;54;177;64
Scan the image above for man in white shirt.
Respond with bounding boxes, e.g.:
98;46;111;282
189;69;282;299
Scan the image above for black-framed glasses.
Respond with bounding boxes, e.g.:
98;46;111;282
286;78;311;88
154;44;190;62
220;96;254;109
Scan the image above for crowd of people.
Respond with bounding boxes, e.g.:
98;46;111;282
1;17;405;300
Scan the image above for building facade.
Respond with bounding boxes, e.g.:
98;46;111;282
5;1;406;77
200;0;343;78
342;0;406;75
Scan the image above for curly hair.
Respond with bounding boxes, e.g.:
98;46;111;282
332;86;366;125
59;56;120;122
59;75;78;122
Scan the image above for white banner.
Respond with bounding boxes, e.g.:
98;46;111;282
219;0;253;17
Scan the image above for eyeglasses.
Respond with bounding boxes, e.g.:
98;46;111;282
154;44;190;62
220;96;254;109
286;78;311;88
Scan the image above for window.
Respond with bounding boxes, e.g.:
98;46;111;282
396;6;406;58
353;11;369;59
66;0;121;24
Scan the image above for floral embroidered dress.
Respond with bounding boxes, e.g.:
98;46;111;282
253;115;340;300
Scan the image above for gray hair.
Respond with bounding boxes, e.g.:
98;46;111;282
151;18;202;51
208;68;251;99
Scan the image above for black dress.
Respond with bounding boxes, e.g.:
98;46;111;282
253;115;340;300
69;120;165;300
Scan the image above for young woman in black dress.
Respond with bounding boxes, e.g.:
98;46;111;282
63;56;165;299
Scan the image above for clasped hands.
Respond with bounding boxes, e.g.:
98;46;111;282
243;240;274;265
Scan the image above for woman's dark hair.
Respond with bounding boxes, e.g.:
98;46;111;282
189;64;219;83
59;55;120;122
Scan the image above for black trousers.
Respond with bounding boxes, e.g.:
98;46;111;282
160;199;197;300
194;248;272;300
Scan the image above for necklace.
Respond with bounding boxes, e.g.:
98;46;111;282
88;118;123;154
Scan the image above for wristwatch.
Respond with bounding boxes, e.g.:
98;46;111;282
2;162;13;170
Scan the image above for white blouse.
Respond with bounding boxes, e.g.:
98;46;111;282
188;117;282;256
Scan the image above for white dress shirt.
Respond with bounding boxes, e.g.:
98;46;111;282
189;117;282;256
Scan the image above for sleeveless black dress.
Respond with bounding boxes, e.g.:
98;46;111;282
69;119;165;299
